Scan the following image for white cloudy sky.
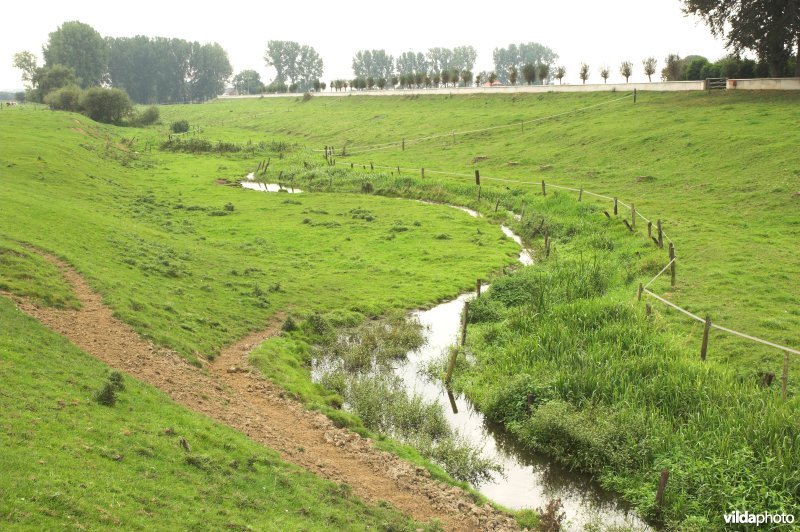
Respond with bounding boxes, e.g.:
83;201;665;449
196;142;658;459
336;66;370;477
0;0;731;90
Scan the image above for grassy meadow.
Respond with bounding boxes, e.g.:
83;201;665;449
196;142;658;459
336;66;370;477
2;89;799;529
156;91;800;375
0;249;430;530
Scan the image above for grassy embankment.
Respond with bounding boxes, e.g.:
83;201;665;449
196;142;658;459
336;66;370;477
0;107;520;525
151;91;800;528
0;244;430;530
158;90;800;376
4;90;799;528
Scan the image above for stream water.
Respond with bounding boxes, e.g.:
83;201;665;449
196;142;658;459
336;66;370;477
395;204;648;529
240;182;649;530
241;172;302;193
397;292;649;530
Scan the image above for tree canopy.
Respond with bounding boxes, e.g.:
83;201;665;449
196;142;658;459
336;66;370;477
43;21;108;88
232;70;265;94
30;65;80;102
395;51;428;76
352;50;394;80
492;42;557;83
681;0;800;76
107;36;231;103
265;41;323;91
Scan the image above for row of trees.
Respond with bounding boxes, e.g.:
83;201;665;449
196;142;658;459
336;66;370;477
13;21;233;104
107;36;231;103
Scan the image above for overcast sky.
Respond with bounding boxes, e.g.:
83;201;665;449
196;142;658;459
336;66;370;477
0;0;730;90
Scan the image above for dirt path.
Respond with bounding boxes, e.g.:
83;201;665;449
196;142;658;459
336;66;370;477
5;254;519;531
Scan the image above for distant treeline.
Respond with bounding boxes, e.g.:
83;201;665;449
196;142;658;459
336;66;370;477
107;37;231;104
14;21;231;105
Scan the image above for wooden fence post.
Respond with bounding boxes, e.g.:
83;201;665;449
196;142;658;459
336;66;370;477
669;243;676;287
701;315;711;360
657;220;663;248
476;279;482;298
631;203;636;229
520;202;526;219
421;168;424;179
637;283;643;301
541;180;546;196
494;197;500;212
447;389;459;414
397;165;400;175
648;221;652;239
633;88;637;104
655;469;669;512
646;303;652;316
402;138;405;151
613;197;618;216
475;169;480;185
782;352;789;401
578;188;583;202
623;219;634;232
460;302;470;346
444;349;458;385
452;131;455;145
370;162;374;171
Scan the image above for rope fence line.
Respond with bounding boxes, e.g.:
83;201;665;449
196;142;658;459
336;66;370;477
644;258;676;289
322;157;797;364
317;93;633;155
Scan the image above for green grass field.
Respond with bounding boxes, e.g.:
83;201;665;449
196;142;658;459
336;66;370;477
154;91;800;374
2;90;799;530
0;250;429;530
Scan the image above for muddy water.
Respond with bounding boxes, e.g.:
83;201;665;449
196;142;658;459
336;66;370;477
397;205;648;529
241;173;302;193
396;293;650;530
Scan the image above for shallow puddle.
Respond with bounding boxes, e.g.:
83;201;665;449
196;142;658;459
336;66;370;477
241;172;302;193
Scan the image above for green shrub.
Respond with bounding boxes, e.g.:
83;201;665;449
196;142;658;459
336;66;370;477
95;382;117;406
44;85;82;112
132;105;160;126
80;87;133;124
282;316;298;332
108;371;125;391
170;120;190;133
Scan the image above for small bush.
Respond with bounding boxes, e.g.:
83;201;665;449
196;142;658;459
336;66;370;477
170;120;190;133
108;371;125;391
302;92;312;102
132;106;160;126
44;85;82;112
282;316;298;332
95;382;117;406
80;87;133;124
224;202;235;212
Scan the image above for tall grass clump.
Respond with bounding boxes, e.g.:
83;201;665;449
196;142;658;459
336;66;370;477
452;237;800;529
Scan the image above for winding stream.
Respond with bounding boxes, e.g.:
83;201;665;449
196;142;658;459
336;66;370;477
397;204;647;529
241;182;649;530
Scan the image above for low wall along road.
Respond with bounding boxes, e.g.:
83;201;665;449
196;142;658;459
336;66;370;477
221;78;799;99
